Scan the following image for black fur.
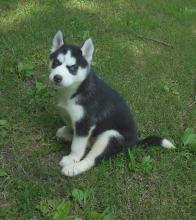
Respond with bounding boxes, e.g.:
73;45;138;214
71;69;140;160
138;136;163;147
72;68;166;161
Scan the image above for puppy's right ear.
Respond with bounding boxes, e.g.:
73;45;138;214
51;31;64;52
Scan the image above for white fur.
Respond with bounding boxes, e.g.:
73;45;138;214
64;51;76;66
61;130;122;176
81;38;94;64
56;126;72;142
57;53;65;63
59;126;95;167
56;83;81;127
161;139;175;149
51;30;64;52
49;50;88;87
58;97;84;126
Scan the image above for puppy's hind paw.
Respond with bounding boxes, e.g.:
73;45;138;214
56;126;72;142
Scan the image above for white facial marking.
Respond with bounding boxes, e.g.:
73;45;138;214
65;50;76;66
49;50;88;87
57;53;65;63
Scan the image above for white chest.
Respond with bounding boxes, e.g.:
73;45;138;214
57;98;84;126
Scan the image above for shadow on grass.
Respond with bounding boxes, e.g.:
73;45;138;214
0;0;138;132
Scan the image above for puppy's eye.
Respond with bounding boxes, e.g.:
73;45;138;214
67;64;78;75
52;59;62;68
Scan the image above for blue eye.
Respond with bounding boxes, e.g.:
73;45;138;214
67;64;78;75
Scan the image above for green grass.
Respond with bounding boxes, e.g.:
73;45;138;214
0;0;195;219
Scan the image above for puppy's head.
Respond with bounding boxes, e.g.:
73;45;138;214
49;31;94;87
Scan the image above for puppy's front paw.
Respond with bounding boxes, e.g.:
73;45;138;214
61;163;81;177
61;160;91;177
59;155;79;167
61;164;76;177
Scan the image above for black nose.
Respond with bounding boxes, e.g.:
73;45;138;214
53;74;62;83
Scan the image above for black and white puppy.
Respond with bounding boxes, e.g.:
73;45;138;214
49;31;175;177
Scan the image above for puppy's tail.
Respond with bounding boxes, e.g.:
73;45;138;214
137;136;175;149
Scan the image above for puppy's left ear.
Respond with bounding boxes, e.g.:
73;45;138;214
81;38;94;64
51;30;64;52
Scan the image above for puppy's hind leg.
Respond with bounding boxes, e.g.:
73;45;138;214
61;130;123;177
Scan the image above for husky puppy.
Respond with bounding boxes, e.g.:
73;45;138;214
49;31;175;177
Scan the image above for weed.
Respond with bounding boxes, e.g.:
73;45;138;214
141;155;153;175
0;119;8;145
128;150;154;175
127;149;137;172
53;201;71;220
0;167;7;177
162;84;170;93
71;188;90;206
35;81;47;94
17;62;34;80
182;128;196;152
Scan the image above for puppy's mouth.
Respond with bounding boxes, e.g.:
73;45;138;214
53;81;63;87
48;78;62;87
54;81;62;86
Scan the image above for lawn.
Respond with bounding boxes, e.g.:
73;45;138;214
0;0;195;219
